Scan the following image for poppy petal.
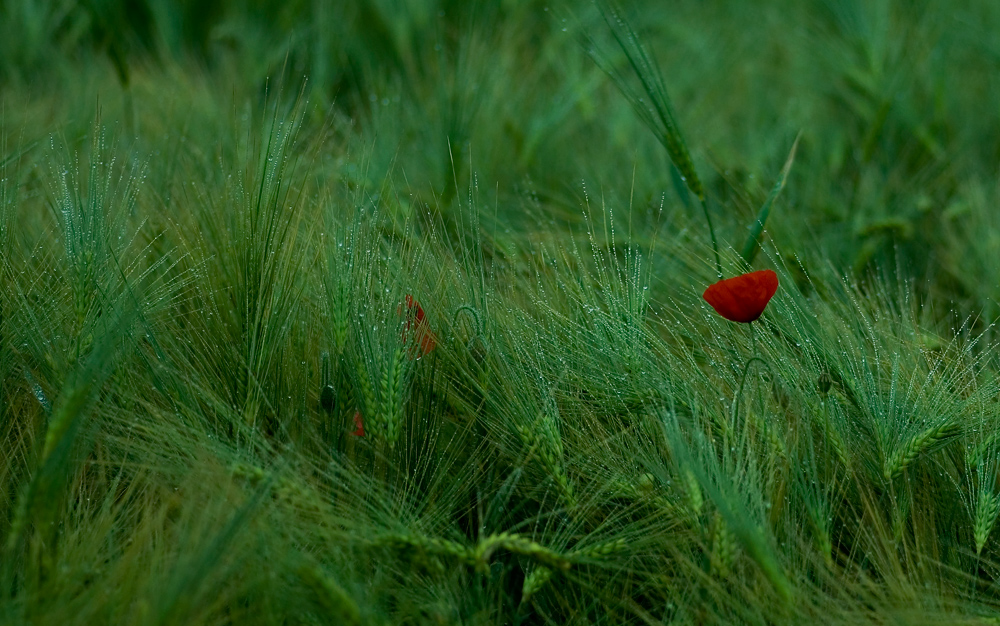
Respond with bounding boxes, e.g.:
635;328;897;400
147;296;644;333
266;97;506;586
352;411;365;437
702;269;778;323
401;294;436;358
416;327;437;357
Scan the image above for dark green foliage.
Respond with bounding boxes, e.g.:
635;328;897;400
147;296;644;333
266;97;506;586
3;1;1000;624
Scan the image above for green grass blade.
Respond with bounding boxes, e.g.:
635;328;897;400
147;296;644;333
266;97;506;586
740;133;800;265
591;1;720;275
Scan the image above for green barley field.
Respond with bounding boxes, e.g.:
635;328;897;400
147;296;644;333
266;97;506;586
3;0;1000;623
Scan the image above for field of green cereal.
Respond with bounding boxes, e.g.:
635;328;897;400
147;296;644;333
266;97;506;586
3;0;1000;623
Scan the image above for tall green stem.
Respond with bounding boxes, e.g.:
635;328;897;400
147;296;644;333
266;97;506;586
732;356;771;425
701;197;722;278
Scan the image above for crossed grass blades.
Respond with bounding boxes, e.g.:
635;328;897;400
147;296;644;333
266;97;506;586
3;1;1000;624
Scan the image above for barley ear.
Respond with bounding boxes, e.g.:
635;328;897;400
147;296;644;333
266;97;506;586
568;538;628;561
592;1;720;274
594;2;703;201
823;417;852;470
805;505;834;568
475;532;571;574
884;421;960;481
356;359;377;430
521;566;553;604
297;563;361;626
379;347;406;447
683;467;703;516
974;491;1000;555
517;402;577;509
710;511;736;579
333;277;349;355
375;533;476;571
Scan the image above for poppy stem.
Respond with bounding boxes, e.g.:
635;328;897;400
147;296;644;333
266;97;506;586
453;304;485;348
701;197;722;279
731;356;772;426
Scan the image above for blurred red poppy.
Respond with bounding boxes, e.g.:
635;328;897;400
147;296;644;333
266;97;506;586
352;411;365;437
402;294;437;358
702;269;778;323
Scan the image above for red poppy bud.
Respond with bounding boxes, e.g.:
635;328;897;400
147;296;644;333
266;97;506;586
702;269;778;323
352;411;365;437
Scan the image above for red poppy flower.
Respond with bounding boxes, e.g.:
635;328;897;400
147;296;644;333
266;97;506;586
401;294;437;358
352;411;365;437
702;269;778;323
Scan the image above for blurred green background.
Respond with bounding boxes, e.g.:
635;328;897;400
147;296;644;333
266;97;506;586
5;0;1000;315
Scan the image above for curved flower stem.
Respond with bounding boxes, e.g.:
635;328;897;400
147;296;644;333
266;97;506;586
731;356;773;426
701;197;722;279
453;304;486;348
